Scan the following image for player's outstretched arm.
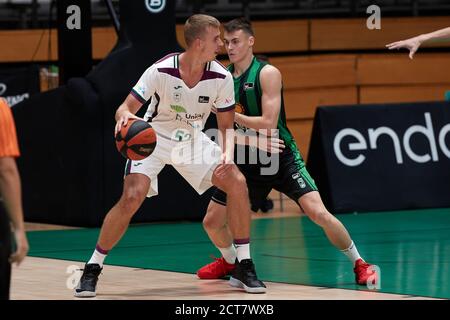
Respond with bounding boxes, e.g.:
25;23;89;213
386;27;450;59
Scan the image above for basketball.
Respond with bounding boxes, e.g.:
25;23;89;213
115;119;157;160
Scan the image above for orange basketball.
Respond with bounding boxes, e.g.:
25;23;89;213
115;119;157;160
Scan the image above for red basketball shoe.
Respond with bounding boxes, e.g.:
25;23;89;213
197;257;235;279
354;259;379;285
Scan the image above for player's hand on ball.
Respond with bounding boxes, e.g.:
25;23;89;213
115;111;142;136
115;119;157;161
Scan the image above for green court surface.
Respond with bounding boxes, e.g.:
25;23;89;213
27;208;450;299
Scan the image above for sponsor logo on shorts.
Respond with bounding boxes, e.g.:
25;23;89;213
298;177;306;189
133;162;143;167
292;173;306;188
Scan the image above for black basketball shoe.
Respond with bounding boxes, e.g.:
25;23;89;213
74;263;102;297
229;259;267;293
260;198;274;213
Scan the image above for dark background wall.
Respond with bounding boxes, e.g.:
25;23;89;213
11;0;218;226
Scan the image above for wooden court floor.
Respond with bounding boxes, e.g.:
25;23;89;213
11;257;437;300
10;206;449;300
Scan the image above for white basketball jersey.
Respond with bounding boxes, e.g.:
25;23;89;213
131;53;235;141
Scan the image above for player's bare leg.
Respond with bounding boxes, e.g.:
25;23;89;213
74;173;150;297
97;173;150;250
212;165;250;241
211;164;266;293
298;191;378;285
197;201;236;279
203;201;232;249
298;191;351;249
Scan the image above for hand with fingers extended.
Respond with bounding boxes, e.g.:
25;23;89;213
386;36;423;59
387;27;450;60
253;135;285;153
114;111;142;136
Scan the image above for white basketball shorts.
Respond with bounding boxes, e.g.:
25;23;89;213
124;131;222;197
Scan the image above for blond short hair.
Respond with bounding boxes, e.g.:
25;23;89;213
184;14;220;47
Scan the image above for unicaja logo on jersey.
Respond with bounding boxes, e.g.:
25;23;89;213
185;113;205;120
145;0;165;13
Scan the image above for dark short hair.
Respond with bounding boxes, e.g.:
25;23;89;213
223;17;254;36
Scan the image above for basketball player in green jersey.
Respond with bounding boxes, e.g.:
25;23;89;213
197;18;378;287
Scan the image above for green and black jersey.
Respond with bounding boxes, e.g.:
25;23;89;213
211;56;318;210
228;56;305;165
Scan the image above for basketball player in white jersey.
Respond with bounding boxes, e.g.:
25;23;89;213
75;14;266;297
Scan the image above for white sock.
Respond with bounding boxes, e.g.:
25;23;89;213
218;245;237;264
88;249;107;267
341;241;362;265
235;243;251;262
